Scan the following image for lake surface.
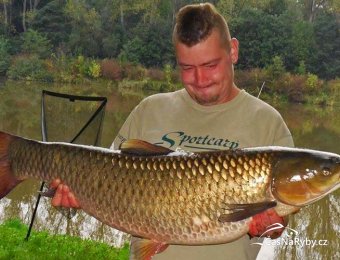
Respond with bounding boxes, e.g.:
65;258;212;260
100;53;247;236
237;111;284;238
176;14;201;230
0;80;339;259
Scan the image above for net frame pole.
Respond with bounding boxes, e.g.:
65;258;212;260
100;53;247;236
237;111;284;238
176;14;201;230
25;90;107;240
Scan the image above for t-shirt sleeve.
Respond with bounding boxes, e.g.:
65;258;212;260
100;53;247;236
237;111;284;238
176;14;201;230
110;106;140;150
272;116;294;147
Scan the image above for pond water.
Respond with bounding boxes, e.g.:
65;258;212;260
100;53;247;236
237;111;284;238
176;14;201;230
0;80;339;259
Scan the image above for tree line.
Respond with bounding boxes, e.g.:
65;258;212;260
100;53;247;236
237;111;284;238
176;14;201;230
0;0;339;79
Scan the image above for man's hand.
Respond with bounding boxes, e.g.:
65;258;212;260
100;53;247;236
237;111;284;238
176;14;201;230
50;179;81;208
248;209;288;239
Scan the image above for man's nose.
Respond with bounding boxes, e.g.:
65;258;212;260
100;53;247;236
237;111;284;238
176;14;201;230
194;68;208;87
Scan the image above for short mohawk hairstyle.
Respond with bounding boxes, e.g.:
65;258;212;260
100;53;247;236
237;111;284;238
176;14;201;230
173;3;231;49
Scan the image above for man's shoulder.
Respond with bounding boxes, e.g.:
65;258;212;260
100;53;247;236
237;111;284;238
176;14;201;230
143;89;183;101
243;91;281;118
138;89;185;107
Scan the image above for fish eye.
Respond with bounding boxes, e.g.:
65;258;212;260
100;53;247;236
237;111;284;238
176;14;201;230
322;166;331;176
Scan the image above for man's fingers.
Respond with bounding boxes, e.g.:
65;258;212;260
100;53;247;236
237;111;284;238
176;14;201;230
51;184;63;207
68;193;80;208
50;180;80;209
61;184;71;207
50;178;61;189
63;185;80;208
62;184;70;194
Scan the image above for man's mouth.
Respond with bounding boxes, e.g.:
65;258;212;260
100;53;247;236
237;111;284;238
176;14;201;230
196;83;214;90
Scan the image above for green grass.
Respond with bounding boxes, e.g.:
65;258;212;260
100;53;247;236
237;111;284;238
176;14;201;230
0;219;129;260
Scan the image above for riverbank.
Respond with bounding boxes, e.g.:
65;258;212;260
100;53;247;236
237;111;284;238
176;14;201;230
0;219;129;259
2;55;339;107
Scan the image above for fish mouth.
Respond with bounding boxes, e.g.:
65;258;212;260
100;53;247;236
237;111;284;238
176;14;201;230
289;180;340;207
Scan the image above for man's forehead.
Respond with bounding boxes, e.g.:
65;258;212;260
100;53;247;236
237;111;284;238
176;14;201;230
178;58;221;67
175;34;228;65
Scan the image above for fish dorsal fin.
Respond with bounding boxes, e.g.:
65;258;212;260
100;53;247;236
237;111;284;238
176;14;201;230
130;237;169;260
120;139;173;156
218;201;277;222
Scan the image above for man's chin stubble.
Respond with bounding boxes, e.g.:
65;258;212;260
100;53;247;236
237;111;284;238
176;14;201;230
194;94;220;106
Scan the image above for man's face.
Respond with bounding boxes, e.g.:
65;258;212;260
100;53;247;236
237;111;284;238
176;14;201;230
176;30;239;106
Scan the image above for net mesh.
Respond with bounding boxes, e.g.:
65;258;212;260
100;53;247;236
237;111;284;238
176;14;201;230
42;92;106;145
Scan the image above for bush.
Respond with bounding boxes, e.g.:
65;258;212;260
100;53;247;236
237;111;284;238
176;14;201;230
7;55;54;82
100;59;123;80
164;64;172;85
118;37;144;64
21;29;52;58
118;21;175;68
306;73;320;89
326;78;340;93
47;54;76;83
88;61;101;78
146;68;165;81
296;60;306;75
72;55;87;77
121;63;147;81
72;55;101;79
235;68;268;95
324;79;340;106
102;32;124;58
283;74;307;103
266;56;286;80
0;36;11;75
118;79;173;93
172;69;181;83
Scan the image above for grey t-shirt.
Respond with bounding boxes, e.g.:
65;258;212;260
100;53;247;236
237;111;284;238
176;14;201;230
112;89;294;260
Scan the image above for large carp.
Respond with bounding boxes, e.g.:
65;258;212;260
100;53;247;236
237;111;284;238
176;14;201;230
0;131;339;259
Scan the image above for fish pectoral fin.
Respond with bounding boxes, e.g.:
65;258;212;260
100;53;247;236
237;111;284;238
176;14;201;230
120;139;173;156
130;237;169;260
218;201;277;222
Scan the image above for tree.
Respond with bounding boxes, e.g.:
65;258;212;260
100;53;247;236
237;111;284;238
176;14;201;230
298;0;340;22
119;19;175;67
64;0;103;56
31;0;71;49
217;0;271;20
108;0;162;31
0;36;10;74
309;12;340;79
1;0;10;34
230;7;291;69
286;20;315;71
21;29;52;58
21;0;42;32
265;0;287;15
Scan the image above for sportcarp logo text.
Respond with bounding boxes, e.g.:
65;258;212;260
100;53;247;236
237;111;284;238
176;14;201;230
155;131;239;151
251;223;329;248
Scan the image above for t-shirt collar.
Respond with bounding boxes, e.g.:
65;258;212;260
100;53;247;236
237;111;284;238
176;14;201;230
180;88;247;112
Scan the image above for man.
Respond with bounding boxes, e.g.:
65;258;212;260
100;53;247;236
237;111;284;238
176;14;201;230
51;3;293;259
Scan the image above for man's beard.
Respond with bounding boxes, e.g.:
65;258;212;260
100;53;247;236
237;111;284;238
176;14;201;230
193;93;220;106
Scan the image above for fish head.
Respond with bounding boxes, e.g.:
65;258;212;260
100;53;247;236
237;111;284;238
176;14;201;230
271;149;340;207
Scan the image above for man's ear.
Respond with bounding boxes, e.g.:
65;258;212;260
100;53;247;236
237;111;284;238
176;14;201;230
230;38;239;64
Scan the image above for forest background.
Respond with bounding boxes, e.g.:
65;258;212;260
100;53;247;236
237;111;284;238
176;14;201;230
0;0;339;104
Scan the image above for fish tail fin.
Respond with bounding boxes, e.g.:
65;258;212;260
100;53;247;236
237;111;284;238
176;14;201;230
0;131;22;199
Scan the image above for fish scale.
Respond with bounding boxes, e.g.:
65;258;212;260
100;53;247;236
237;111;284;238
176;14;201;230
1;131;339;247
